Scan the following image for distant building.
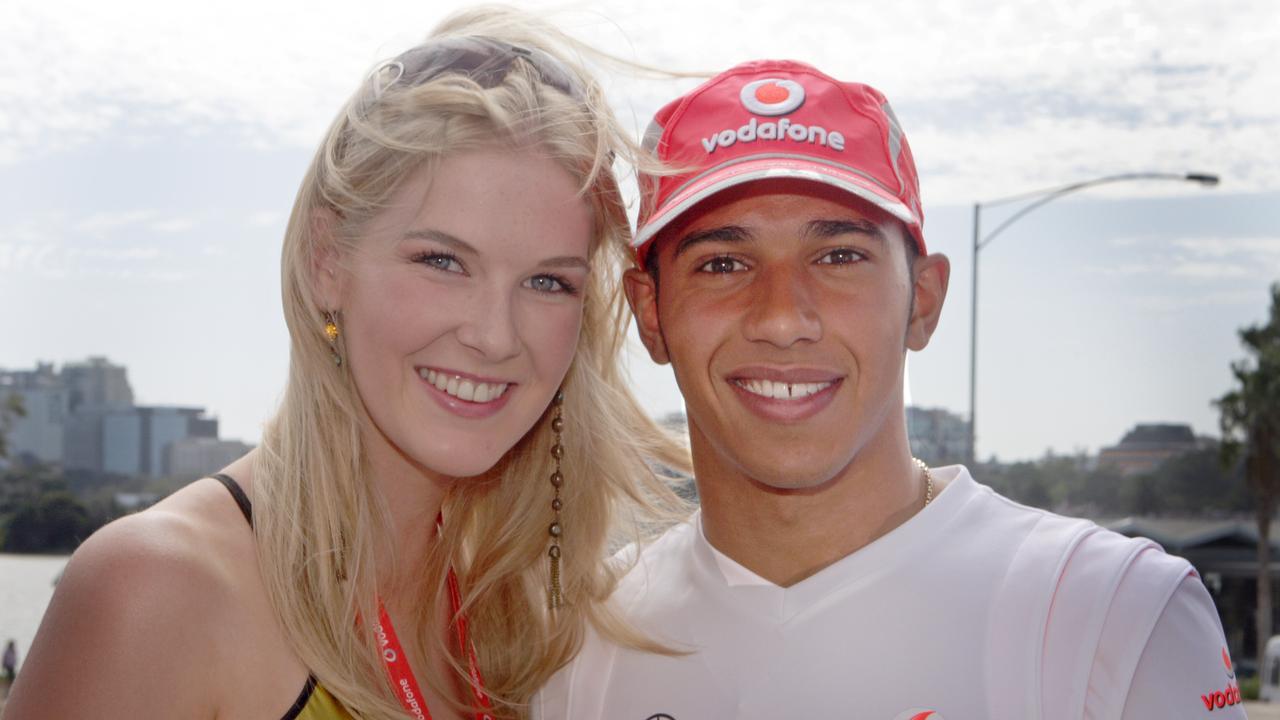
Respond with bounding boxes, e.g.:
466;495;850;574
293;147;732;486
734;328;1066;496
61;356;135;473
166;437;253;479
0;357;242;479
102;406;218;478
1098;423;1205;477
0;363;69;465
906;406;969;467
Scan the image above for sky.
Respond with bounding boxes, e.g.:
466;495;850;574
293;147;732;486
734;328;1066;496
1;0;1277;461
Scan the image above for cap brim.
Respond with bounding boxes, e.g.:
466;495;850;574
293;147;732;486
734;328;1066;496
634;156;922;253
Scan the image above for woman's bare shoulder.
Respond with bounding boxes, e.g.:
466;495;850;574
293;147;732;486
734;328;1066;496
3;473;259;718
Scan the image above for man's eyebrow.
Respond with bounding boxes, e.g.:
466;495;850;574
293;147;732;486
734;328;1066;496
672;225;753;259
404;229;588;270
403;228;477;254
803;219;887;243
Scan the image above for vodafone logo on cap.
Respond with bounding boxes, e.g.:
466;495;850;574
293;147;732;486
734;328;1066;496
893;710;945;720
699;77;845;155
739;78;805;116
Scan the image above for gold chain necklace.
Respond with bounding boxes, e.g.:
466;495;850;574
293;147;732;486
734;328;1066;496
913;457;934;508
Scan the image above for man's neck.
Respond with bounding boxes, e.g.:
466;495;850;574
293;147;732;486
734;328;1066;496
694;428;926;588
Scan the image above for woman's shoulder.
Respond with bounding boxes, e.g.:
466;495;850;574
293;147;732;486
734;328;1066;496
76;476;251;602
3;469;266;718
50;470;261;653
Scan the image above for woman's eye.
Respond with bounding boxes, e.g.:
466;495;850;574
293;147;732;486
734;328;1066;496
817;248;865;265
415;252;464;274
697;256;748;274
524;274;577;295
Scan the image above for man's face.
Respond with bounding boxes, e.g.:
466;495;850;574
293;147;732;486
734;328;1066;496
627;180;947;490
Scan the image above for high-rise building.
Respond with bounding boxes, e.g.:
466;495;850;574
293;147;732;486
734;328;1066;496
0;363;69;465
1;358;238;479
102;406;219;478
62;356;134;413
61;357;135;473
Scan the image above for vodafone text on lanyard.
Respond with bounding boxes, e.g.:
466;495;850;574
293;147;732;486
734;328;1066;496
373;568;493;720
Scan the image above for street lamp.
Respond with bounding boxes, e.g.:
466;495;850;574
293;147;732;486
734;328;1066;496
967;171;1219;465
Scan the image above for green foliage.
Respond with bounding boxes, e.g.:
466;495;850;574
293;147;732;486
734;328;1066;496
1216;282;1280;493
0;465;119;554
3;492;93;553
978;445;1246;518
0;391;26;459
1215;282;1280;661
1240;675;1260;701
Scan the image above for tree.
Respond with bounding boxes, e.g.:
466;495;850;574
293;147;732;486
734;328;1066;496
1216;282;1280;662
0;392;25;459
2;491;94;553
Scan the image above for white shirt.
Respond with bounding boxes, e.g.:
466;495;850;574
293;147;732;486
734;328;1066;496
537;466;1244;719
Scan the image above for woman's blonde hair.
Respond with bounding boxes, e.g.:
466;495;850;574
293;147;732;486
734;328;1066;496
253;6;691;718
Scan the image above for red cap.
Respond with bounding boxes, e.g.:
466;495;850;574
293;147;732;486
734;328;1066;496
634;60;925;266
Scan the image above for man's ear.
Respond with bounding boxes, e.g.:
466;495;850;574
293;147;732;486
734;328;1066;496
622;267;670;365
310;208;345;310
906;253;951;352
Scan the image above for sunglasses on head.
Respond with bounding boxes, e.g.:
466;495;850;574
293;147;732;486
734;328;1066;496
365;36;586;109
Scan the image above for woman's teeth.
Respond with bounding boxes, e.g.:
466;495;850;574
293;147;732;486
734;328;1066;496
421;368;509;403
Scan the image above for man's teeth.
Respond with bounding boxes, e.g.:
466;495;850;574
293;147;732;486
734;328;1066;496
421;369;509;403
737;378;832;400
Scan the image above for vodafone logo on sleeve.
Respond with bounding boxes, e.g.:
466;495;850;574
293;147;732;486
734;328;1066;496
1200;646;1242;711
739;79;805;115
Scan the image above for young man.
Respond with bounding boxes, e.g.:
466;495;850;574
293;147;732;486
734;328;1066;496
537;60;1243;719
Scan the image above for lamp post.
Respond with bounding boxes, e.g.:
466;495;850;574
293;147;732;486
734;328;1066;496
967;172;1219;465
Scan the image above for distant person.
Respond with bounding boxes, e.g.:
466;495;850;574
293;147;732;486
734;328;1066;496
5;8;687;719
2;639;15;684
537;59;1245;718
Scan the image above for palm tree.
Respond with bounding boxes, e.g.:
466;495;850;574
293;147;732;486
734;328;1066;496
1216;283;1280;661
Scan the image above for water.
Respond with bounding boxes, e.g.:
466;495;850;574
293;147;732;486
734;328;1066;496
0;553;69;674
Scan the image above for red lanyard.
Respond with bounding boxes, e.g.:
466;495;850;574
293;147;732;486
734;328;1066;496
372;571;493;720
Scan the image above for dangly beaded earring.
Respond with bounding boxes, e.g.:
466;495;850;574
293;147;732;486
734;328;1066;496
547;389;565;609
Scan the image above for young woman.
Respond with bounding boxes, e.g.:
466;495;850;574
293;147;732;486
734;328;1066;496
5;7;688;719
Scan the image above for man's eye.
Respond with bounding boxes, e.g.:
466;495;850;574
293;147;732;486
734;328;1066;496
817;248;864;265
697;257;748;274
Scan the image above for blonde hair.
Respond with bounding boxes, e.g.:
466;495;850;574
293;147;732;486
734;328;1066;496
253;6;691;718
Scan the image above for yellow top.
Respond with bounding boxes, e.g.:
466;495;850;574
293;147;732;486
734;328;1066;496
288;678;353;720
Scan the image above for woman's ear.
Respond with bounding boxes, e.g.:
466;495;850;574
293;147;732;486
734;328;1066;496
310;208;345;310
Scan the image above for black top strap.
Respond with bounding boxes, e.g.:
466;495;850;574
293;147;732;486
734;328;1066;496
280;675;318;720
211;473;254;528
209;472;321;717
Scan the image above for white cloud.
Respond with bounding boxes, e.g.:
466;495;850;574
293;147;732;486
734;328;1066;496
1;0;1276;201
0;210;207;279
75;210;158;234
150;217;197;233
1086;234;1280;281
246;210;284;227
1174;236;1280;259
